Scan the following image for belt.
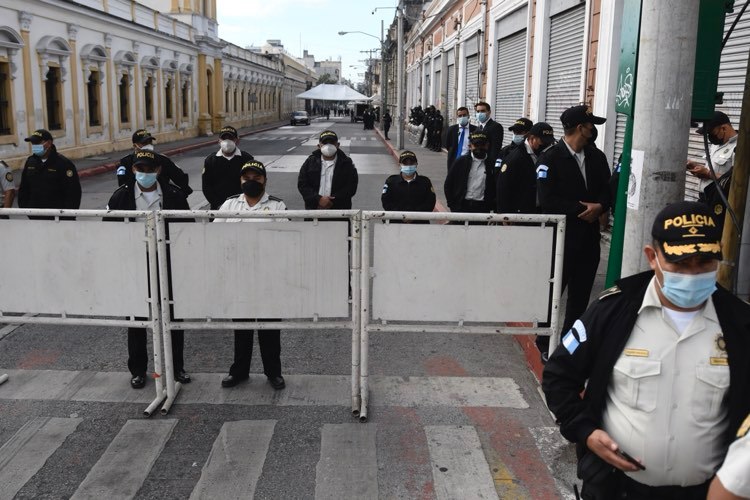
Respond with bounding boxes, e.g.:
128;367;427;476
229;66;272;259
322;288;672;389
462;199;485;206
619;473;710;500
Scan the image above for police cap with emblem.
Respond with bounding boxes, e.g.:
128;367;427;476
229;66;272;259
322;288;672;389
528;122;556;146
696;111;731;135
560;104;606;128
132;129;155;145
508;117;533;133
240;160;266;177
132;150;158;168
651;201;723;262
24;129;53;144
469;132;489;145
319;130;338;144
399;150;418;164
219;126;238;139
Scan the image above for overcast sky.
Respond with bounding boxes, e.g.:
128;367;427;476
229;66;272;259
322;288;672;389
216;0;397;84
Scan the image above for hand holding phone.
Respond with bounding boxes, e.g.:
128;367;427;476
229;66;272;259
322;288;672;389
616;449;646;471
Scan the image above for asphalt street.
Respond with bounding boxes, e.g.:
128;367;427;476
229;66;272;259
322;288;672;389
0;117;578;499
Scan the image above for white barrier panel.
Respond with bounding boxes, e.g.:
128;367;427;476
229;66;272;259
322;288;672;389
167;220;350;319
371;223;554;323
0;216;149;318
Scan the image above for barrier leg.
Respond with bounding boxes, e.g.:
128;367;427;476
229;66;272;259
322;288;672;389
0;373;8;386
350;212;362;416
547;219;567;356
160;324;182;415
358;215;370;422
359;326;369;422
144;214;167;417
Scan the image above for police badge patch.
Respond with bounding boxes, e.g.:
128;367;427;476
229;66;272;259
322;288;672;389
66;170;73;178
5;172;12;183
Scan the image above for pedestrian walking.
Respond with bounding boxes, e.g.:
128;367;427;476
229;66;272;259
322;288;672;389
381;150;436;222
216;160;286;391
201;126;255;210
543;201;750;500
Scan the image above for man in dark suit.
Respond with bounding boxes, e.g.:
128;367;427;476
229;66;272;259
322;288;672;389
297;130;359;210
474;101;504;166
444;106;476;171
536;104;611;361
496;122;555;214
443;132;496;214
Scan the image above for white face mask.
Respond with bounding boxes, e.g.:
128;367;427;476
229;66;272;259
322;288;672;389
220;139;236;155
139;144;155;152
320;144;337;158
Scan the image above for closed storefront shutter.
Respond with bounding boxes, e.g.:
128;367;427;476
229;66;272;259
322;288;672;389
447;62;456;119
686;8;750;200
613;112;627;167
544;5;585;125
433;55;442;108
424;60;431;107
495;28;527;143
465;54;480;109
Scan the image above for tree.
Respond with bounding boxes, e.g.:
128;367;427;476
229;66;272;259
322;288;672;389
317;73;335;84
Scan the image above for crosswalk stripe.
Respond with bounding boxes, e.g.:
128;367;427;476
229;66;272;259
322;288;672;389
71;419;176;500
315;423;378;499
425;425;498;500
189;420;276;500
0;417;82;499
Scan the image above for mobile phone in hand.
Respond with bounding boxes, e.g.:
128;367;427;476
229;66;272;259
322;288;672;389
616;449;646;471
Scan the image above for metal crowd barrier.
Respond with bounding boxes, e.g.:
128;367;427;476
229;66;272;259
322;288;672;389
357;211;566;420
0;208;168;416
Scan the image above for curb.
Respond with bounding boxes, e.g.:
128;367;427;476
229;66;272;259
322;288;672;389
77;122;285;179
373;127;400;162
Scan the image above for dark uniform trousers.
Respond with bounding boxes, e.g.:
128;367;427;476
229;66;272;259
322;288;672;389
128;328;184;377
230;320;281;378
583;470;710;500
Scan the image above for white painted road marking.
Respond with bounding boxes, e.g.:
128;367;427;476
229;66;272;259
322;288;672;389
315;423;378;500
0;417;82;500
71;419;176;500
189;420;276;500
425;425;498;500
0;370;528;408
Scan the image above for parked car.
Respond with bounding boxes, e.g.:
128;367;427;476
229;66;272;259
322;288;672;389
291;111;310;126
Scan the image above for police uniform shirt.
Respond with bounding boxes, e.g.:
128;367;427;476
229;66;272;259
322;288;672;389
134;183;163;211
0;162;14;206
465;156;486;201
601;277;729;487
318;157;336;197
562;138;587;187
700;135;737;192
716;414;750;497
216;192;286;222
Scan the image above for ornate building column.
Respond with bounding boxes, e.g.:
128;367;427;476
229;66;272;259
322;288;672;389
19;12;35;135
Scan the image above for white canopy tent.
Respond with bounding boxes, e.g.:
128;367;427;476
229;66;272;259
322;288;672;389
296;84;372;101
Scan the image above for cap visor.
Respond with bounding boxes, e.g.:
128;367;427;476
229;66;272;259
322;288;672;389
591;116;606;125
695;127;705;135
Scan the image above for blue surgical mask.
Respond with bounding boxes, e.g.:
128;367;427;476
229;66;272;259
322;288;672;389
512;134;525;145
476;112;487;123
457;116;469;127
655;258;717;308
400;165;417;176
31;144;45;157
135;171;158;189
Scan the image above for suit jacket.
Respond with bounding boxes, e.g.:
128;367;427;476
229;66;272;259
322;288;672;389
444;124;477;170
496;145;538;214
476;118;504;165
297;149;359;209
443;154;496;212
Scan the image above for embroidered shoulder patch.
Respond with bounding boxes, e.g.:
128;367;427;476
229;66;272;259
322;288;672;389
598;285;621;300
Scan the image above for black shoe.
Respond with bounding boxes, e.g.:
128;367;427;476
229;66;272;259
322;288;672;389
268;376;286;390
221;374;248;388
540;352;550;365
130;375;146;389
175;371;191;384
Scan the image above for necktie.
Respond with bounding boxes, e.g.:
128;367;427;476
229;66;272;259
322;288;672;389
456;127;466;159
478;124;483;132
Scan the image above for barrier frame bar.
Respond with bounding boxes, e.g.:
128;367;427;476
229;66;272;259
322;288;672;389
154;209;361;415
0;208;167;416
357;211;566;420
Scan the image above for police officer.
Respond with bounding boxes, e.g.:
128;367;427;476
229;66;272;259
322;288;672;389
18;129;81;213
430;109;444;152
297;130;358;210
496;122;555;214
381;150;436;222
217;160;286;391
202;126;254;210
0;160;16;211
542;201;750;499
116;129;192;195
708;413;750;499
686;111;737;225
106;150;191;389
383;111;392;140
498;117;533;165
443;132;496;214
536;104;611;360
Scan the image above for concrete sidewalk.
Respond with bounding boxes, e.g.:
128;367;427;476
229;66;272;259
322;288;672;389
74;119;294;179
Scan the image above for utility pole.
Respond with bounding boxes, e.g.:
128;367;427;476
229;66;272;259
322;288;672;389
381;18;387;132
621;0;702;275
396;2;405;150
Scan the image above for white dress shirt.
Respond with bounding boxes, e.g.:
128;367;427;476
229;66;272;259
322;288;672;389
563;139;587;188
134;183;163;211
319;158;336;197
465;156;486;201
